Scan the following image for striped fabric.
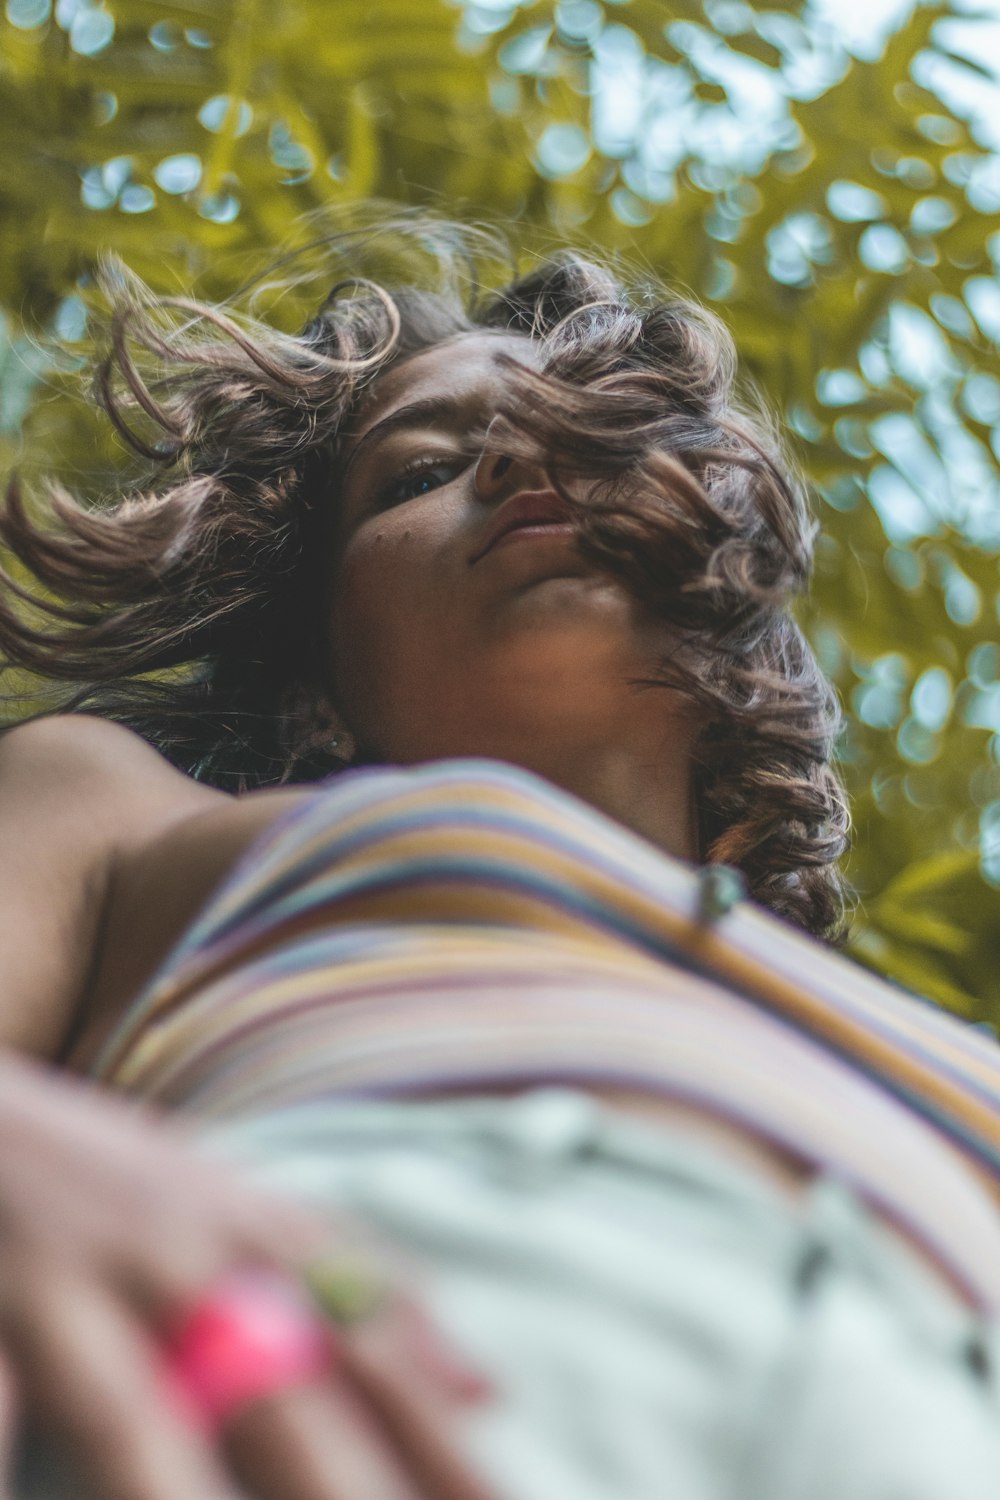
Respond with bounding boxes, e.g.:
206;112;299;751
94;758;1000;1309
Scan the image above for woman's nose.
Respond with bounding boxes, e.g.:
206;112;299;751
474;448;547;501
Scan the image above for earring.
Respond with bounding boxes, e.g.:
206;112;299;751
327;729;356;762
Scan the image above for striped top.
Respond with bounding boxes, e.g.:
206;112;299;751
94;758;1000;1309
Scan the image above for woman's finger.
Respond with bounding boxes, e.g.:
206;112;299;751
6;1271;247;1500
342;1305;504;1500
224;1375;424;1500
154;1257;487;1500
363;1296;495;1406
235;1275;501;1500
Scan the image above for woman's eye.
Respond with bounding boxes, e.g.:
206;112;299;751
380;459;466;507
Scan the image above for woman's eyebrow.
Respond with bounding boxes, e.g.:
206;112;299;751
342;395;476;478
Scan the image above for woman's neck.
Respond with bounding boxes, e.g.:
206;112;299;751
502;734;699;865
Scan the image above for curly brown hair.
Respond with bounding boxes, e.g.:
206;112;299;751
0;209;849;938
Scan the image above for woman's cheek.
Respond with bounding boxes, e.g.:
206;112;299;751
335;523;425;624
330;534;396;668
328;524;443;731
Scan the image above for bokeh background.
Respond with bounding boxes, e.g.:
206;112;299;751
1;0;998;1018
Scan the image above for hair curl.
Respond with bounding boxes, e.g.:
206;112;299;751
0;208;849;938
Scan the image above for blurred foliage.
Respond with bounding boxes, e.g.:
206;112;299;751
0;0;998;1019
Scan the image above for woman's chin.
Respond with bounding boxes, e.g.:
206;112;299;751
485;569;632;629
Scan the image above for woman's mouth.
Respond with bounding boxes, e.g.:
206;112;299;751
470;492;575;563
481;521;577;557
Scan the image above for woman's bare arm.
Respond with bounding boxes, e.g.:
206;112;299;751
0;714;221;1058
0;718;498;1500
0;710;312;1067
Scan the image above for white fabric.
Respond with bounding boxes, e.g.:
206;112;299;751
204;1088;1000;1500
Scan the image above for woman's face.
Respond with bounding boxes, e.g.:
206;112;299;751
327;331;686;768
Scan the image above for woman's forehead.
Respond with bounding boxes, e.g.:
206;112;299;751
353;330;537;433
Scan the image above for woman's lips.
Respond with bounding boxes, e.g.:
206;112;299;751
482;521;577;556
471;492;575;562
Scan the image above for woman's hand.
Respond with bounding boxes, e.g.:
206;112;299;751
0;1052;498;1500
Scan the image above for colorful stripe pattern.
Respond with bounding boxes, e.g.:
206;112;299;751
93;758;1000;1308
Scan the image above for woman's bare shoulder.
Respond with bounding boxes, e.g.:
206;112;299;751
0;715;222;1057
0;715;318;1065
71;764;315;1071
0;713;219;815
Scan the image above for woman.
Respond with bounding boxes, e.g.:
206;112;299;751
2;210;1000;1500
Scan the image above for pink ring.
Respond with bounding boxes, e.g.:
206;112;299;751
163;1270;335;1430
